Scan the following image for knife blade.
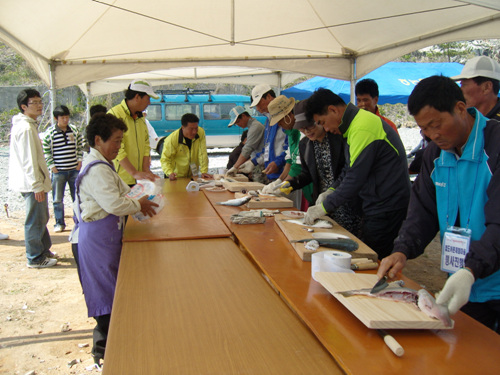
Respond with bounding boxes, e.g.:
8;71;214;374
370;275;389;294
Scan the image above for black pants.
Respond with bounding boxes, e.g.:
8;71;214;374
461;300;500;333
92;314;111;363
363;207;407;259
71;243;82;288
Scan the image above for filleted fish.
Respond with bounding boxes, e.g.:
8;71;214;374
338;283;452;327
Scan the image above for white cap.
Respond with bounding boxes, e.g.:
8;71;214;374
250;83;272;107
451;56;500;81
228;106;247;127
129;79;159;99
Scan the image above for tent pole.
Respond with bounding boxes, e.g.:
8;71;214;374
86;83;91;125
49;62;56;126
277;71;282;95
350;57;357;104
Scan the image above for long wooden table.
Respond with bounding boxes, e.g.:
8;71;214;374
204;189;500;375
123;179;231;242
104;239;342;374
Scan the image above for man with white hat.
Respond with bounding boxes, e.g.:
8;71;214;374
226;106;265;176
238;84;288;182
452;56;500;121
108;80;160;185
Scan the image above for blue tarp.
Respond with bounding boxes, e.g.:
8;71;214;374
282;62;465;104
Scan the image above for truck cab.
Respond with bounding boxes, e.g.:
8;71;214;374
147;89;266;152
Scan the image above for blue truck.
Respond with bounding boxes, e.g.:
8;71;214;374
147;89;266;152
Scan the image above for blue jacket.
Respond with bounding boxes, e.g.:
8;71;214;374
394;108;500;303
252;115;288;180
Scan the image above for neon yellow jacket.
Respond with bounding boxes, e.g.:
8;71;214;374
160;127;208;178
108;100;150;185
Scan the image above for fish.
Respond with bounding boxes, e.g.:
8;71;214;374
215;196;251;206
337;283;452;327
284;218;333;228
291;238;359;252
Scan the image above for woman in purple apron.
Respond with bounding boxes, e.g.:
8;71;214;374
75;114;158;367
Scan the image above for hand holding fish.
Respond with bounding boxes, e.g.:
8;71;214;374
303;204;327;225
377;252;407;280
261;179;282;194
238;160;255;174
436;268;475;315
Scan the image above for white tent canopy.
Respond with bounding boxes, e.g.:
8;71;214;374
79;67;305;97
1;0;500;94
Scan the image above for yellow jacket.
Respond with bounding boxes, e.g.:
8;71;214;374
160;127;208;178
108;100;150;185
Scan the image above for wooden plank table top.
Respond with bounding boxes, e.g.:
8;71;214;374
103;238;343;375
204;190;500;375
123;179;231;242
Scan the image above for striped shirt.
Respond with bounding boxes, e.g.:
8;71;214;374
43;125;84;171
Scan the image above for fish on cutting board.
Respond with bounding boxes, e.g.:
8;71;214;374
291;238;359;252
216;196;251;206
284;218;333;228
338;284;452;327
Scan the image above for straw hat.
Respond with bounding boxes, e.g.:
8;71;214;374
268;95;295;126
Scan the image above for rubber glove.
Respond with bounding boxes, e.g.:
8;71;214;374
238;160;255;174
316;188;334;205
436;268;475;315
261;179;282;194
279;181;293;195
303;204;327;225
226;167;237;176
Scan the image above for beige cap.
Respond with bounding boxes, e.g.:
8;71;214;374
268;95;295;126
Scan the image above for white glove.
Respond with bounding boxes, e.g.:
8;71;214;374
226;167;237;176
436;268;475;315
303;204;327;225
238;160;255;174
261;179;282;194
316;189;334;205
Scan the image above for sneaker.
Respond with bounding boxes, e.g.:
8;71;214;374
54;225;65;233
27;258;57;268
45;251;59;259
0;233;8;240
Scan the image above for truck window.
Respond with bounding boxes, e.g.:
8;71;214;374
165;104;200;120
147;104;162;121
203;103;236;120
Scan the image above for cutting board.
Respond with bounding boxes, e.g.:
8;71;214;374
234;193;294;208
222;180;264;192
315;273;453;329
274;213;378;262
214;174;249;182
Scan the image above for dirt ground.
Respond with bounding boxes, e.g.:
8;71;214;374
0;209;447;375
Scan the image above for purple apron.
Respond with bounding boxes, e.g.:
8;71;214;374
75;160;124;317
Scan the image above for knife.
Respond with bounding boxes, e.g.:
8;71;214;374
377;329;404;357
370;275;389;294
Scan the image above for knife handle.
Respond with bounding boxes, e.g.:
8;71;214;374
351;262;378;270
378;329;404;357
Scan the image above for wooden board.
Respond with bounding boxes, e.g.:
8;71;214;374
315;272;453;329
274;213;378;262
213;173;249;182
222;180;264;192
234;193;294;208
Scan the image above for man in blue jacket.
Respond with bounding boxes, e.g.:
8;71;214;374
379;76;500;332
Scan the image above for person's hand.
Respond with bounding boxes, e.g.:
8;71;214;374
201;173;212;179
51;167;58;173
226;167;237;176
168;173;177;181
238;160;255;174
303;204;326;225
34;192;46;202
76;161;82;171
261;179;282;194
377;252;407;279
279;181;293;195
263;161;279;175
138;195;160;218
316;189;334;205
436;268;475;315
133;171;158;182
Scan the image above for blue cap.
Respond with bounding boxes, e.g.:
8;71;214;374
228;106;247;127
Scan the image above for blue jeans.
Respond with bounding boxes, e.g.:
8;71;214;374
52;169;78;226
22;192;52;264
